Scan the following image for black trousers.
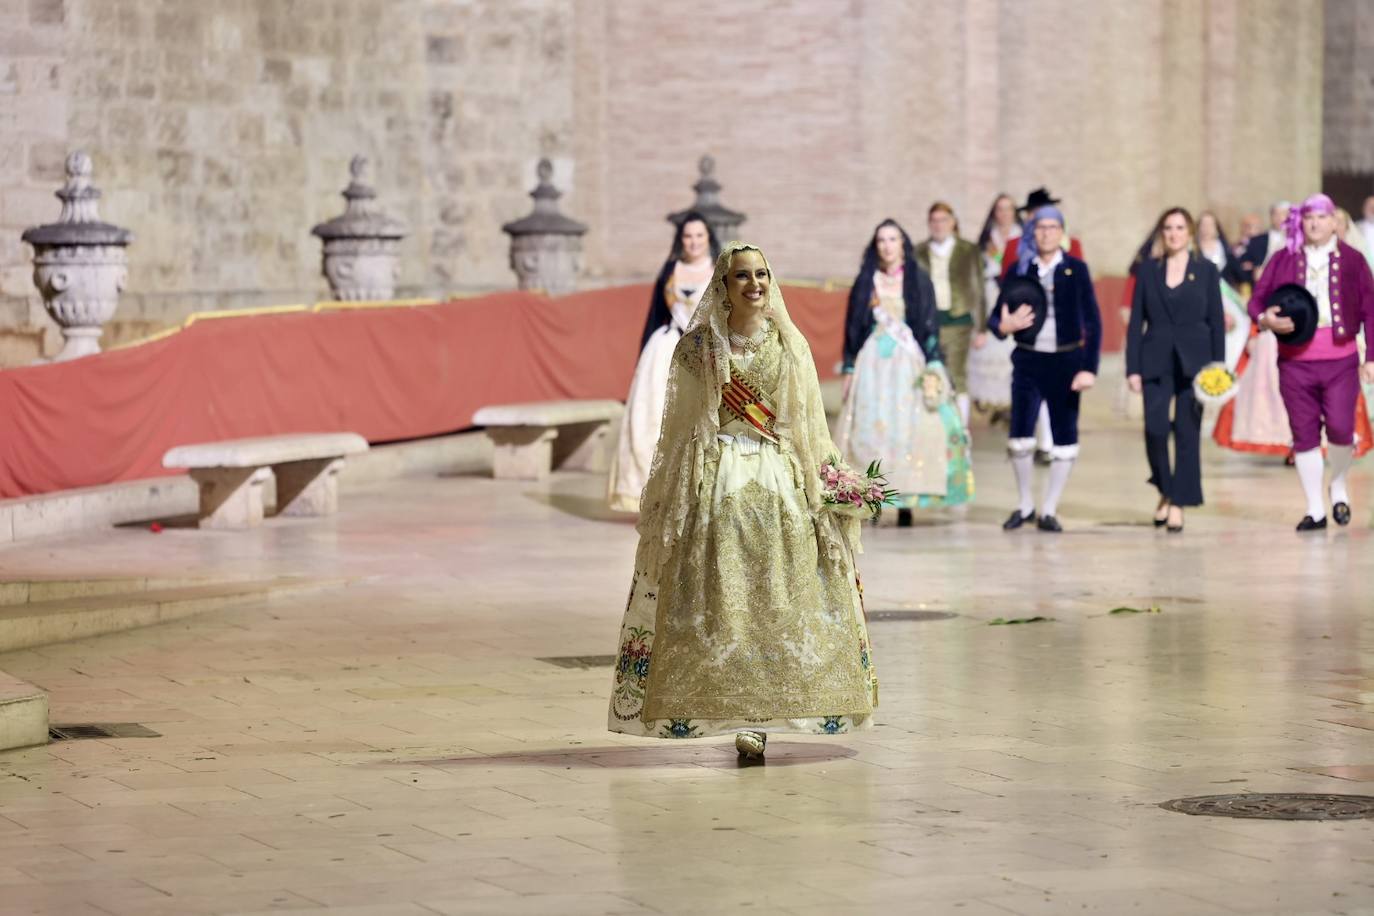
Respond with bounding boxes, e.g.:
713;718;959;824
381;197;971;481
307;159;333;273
1142;353;1203;507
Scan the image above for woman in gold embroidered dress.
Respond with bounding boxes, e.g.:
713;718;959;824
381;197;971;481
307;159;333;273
608;242;878;759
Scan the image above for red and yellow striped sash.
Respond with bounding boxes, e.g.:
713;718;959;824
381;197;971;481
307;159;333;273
721;369;779;444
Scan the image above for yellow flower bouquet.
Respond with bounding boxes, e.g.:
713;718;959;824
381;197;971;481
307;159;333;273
1192;362;1239;407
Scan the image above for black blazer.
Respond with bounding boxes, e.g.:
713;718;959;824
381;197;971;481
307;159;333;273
1125;256;1225;380
1238;233;1269;286
988;253;1103;374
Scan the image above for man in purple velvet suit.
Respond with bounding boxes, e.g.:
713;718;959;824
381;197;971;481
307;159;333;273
1250;193;1374;531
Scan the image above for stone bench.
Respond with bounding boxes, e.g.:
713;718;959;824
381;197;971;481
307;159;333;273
163;433;369;529
472;400;624;481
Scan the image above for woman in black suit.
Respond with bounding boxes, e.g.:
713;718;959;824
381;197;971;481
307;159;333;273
1126;207;1225;533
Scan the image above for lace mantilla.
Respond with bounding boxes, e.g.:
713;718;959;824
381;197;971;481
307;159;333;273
633;243;860;581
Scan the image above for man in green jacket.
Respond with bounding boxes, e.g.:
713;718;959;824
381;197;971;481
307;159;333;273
915;201;989;427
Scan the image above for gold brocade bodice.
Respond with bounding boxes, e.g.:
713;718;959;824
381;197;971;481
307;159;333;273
718;323;784;430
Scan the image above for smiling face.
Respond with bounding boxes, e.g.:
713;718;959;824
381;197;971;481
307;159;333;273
874;225;904;269
1161;212;1192;255
724;249;771;311
1303;209;1336;247
680;219;710;261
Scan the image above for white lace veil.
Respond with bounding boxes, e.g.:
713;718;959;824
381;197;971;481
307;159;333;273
634;242;859;579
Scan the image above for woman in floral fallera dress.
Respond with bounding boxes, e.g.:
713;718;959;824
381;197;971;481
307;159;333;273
608;243;878;760
835;219;973;519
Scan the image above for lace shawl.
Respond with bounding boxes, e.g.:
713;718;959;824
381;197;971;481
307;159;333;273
634;242;859;580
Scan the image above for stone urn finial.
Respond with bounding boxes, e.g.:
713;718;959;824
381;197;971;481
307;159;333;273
311;154;407;301
667;154;746;243
501;158;588;296
20;150;133;362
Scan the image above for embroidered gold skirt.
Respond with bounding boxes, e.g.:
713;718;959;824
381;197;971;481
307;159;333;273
608;423;877;739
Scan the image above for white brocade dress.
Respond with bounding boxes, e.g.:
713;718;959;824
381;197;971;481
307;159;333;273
608;326;877;738
607;275;706;512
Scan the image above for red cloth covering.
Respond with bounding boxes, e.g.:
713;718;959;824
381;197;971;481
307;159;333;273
0;285;848;499
0;279;1122;500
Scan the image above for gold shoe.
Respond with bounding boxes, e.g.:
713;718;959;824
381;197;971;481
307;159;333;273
734;730;766;759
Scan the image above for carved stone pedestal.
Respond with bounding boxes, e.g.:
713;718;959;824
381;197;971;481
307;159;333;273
21;151;133;362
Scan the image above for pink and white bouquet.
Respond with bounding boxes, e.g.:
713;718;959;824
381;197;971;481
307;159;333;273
819;456;900;519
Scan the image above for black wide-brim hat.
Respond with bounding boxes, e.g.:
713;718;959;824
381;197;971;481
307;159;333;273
1018;187;1062;215
997;276;1049;342
1265;283;1318;346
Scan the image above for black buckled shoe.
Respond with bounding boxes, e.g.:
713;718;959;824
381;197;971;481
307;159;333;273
1332;502;1351;526
1295;515;1327;532
897;508;913;528
1002;509;1036;530
1036;515;1063;533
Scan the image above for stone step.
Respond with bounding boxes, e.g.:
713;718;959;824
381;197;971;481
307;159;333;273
0;577;337;654
0;671;47;752
0;576;219;607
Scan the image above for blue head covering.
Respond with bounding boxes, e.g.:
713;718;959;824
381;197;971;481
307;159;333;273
1016;205;1065;273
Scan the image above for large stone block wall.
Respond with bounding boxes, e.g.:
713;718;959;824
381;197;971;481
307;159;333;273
1323;0;1374;175
0;0;578;364
576;0;1324;284
1;0;1326;366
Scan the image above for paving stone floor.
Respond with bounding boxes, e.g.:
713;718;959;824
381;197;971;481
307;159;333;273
1;392;1372;915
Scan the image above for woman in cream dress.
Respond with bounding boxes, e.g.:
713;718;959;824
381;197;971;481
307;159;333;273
608;243;877;760
607;214;718;512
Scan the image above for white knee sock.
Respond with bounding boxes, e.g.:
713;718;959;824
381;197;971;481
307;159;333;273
1328;444;1354;505
956;393;971;429
1041;458;1074;517
1036;403;1053;451
1293;447;1326;520
1011;453;1034;515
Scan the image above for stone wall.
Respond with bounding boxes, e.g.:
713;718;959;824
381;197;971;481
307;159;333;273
1323;0;1374;175
576;0;1324;284
1;0;1325;366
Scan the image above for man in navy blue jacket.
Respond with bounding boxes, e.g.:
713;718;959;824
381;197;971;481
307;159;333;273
988;206;1102;532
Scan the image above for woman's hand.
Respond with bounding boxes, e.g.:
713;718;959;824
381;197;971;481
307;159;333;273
1071;371;1097;392
1127;373;1142;394
1224;312;1236;331
999;303;1035;333
1362;362;1374;385
972;332;989;350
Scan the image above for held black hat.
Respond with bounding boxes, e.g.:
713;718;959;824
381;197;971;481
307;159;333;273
1018;187;1062;214
996;275;1049;344
1265;283;1318;346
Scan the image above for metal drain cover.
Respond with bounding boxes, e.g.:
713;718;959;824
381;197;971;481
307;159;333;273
537;655;616;669
868;610;957;622
1161;793;1374;821
49;723;161;741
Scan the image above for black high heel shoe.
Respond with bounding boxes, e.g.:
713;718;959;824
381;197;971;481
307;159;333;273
1166;507;1183;533
1153;499;1170;528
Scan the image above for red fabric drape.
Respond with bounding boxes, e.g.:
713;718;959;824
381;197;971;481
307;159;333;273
0;284;849;499
0;279;1122;500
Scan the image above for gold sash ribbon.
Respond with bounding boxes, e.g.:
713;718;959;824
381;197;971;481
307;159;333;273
721;368;779;444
